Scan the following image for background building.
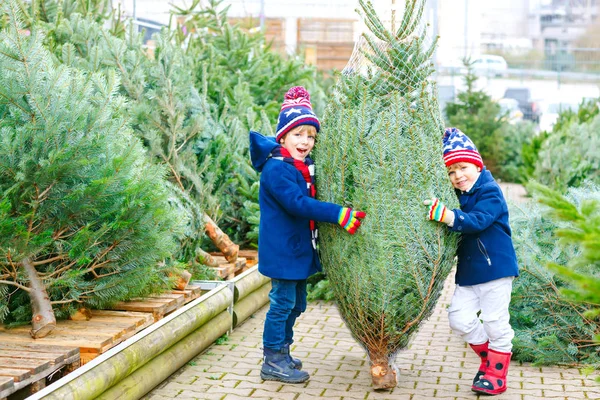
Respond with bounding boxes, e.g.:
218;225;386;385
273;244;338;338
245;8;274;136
118;0;599;73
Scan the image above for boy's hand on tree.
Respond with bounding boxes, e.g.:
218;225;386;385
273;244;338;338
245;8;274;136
423;198;455;226
338;207;366;234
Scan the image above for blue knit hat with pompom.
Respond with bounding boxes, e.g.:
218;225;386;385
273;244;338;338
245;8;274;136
275;86;320;142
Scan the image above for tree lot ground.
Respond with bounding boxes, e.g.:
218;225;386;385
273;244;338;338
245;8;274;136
145;180;598;400
144;271;598;400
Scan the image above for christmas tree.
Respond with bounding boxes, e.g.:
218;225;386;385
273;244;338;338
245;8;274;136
0;1;183;336
315;0;458;389
509;190;599;368
31;7;240;267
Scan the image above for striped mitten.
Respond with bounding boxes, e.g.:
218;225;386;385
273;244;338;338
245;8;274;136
338;207;366;235
424;198;455;225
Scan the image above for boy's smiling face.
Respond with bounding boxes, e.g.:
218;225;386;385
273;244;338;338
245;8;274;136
280;125;316;161
447;162;481;192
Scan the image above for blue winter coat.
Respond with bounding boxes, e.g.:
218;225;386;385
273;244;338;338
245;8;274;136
449;168;519;286
249;131;342;280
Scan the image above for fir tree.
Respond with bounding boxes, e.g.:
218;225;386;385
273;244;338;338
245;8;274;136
315;0;458;388
516;182;599;377
0;1;183;336
444;60;504;174
36;9;241;266
509;192;599;369
533;111;600;192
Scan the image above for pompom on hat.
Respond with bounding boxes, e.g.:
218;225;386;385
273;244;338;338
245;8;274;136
275;86;321;142
442;127;484;169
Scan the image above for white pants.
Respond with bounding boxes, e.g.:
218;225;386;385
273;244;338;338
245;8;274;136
447;277;515;353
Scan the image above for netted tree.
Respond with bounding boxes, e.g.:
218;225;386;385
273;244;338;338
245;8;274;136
0;1;183;336
315;0;458;389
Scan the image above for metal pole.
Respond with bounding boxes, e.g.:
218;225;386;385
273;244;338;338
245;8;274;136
391;0;396;33
260;0;265;32
432;0;439;68
133;0;137;22
464;0;468;59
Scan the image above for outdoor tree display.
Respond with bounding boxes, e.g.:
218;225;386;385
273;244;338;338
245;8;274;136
509;188;600;369
532;110;600;192
315;0;458;389
0;2;183;336
30;8;240;267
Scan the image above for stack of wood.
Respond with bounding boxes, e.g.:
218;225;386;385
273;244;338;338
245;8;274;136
209;249;258;280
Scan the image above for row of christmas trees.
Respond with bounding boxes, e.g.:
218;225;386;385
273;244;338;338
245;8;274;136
0;0;327;335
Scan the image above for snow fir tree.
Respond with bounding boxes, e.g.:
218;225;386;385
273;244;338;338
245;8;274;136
0;1;183;336
315;0;458;389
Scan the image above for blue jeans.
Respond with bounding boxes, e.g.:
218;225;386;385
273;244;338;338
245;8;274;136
263;278;307;350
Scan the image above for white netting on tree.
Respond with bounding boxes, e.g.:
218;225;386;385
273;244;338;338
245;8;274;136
342;0;437;96
315;0;457;390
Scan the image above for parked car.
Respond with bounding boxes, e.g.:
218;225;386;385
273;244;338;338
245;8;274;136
538;101;579;132
497;98;524;124
471;55;508;77
503;87;541;123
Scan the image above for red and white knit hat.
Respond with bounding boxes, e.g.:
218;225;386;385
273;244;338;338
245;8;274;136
442;127;484;169
275;86;320;142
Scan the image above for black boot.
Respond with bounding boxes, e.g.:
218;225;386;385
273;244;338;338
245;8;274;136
282;343;303;370
261;348;310;383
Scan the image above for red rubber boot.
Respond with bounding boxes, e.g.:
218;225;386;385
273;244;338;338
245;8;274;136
469;342;489;384
471;349;512;395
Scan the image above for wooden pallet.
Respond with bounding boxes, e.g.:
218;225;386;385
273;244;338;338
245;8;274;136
110;285;206;323
171;284;205;304
210;256;246;280
0;342;79;398
209;249;258;279
0;310;153;366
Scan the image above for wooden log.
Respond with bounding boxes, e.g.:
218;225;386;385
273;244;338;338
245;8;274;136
22;258;56;338
41;286;233;400
203;214;239;263
195;248;218;268
232;282;271;328
231;266;270;303
170;269;192;291
95;311;231;400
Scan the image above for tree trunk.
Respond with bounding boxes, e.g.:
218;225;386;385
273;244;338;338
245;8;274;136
195;247;218;267
203;214;239;263
370;361;398;390
170;269;192;290
22;257;56;338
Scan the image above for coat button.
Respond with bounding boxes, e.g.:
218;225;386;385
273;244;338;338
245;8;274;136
458;226;463;231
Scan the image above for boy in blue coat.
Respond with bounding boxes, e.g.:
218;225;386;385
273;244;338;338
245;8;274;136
424;128;519;395
249;86;366;384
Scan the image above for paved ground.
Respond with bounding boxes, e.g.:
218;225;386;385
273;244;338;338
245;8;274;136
144;270;599;400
